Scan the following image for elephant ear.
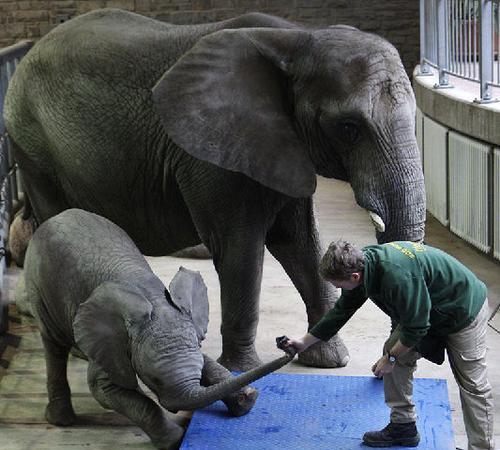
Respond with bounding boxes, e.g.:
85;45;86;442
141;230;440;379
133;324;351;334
168;267;209;342
73;282;153;389
152;28;316;198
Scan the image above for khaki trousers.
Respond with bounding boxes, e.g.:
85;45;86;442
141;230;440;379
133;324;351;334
383;300;495;450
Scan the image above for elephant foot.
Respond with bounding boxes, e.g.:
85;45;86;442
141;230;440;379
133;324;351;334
298;334;350;368
45;400;76;426
223;386;259;417
151;421;185;450
217;343;263;372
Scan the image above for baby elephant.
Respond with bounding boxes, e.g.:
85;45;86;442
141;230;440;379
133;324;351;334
21;209;293;449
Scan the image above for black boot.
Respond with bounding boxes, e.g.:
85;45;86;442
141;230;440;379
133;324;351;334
362;421;420;447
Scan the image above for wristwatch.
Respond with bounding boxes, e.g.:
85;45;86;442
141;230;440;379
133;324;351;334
387;353;397;365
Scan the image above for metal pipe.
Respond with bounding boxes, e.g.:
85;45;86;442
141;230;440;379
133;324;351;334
419;0;433;75
496;1;499;85
435;0;454;87
477;0;494;101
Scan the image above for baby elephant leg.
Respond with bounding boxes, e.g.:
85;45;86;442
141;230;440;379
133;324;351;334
87;362;184;450
42;336;76;426
201;354;258;416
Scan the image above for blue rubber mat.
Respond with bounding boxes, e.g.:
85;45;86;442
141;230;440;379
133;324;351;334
180;373;454;450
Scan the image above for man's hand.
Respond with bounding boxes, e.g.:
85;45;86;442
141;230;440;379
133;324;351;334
281;333;320;354
372;354;395;378
371;338;412;378
283;337;308;353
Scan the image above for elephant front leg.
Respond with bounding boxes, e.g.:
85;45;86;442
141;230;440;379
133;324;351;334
87;362;184;450
201;354;258;416
41;336;77;426
266;198;349;368
214;237;265;372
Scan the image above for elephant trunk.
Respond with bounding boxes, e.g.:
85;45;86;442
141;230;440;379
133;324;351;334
164;353;293;412
355;119;426;244
380;152;426;244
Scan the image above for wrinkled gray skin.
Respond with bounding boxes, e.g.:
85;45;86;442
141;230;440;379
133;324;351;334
4;9;426;371
23;209;293;450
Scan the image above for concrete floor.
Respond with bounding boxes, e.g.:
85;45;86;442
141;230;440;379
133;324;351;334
0;176;499;449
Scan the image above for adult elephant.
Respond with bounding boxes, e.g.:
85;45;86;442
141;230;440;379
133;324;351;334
4;9;426;371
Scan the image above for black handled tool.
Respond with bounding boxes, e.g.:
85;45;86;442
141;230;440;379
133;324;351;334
276;335;297;356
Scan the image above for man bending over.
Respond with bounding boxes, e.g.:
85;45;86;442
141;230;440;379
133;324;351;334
283;240;495;450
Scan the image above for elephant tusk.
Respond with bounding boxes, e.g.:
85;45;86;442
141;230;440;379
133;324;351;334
368;211;386;233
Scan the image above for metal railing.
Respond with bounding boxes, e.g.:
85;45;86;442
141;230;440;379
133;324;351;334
419;0;500;102
0;40;32;333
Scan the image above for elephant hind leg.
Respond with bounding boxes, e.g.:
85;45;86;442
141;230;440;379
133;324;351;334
201;354;258;417
41;336;76;426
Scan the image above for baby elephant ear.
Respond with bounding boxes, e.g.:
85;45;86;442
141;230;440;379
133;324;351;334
168;267;209;342
73;282;152;389
152;27;316;198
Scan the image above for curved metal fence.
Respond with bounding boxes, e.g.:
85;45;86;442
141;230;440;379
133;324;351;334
419;0;500;102
0;41;32;333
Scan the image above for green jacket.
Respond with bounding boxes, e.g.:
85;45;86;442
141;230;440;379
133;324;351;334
310;242;487;347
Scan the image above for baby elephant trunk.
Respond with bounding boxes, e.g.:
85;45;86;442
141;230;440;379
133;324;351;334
166;353;293;412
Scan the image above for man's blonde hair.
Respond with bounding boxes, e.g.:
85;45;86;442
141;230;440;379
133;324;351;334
319;239;365;280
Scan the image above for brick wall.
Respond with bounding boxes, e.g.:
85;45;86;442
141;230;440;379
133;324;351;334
0;1;420;72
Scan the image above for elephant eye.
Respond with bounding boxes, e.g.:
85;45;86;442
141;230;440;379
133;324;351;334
337;121;360;144
149;376;162;389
